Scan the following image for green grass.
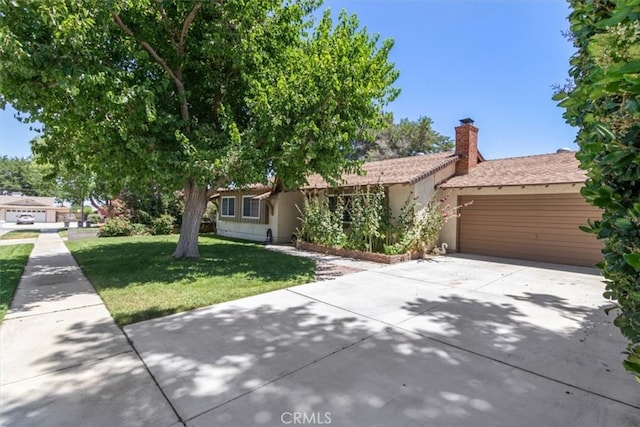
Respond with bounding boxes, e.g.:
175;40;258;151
0;244;33;321
66;234;315;326
58;229;68;238
1;230;40;240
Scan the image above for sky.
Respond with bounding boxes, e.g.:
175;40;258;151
0;0;576;160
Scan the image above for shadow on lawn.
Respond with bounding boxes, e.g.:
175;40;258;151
69;235;316;289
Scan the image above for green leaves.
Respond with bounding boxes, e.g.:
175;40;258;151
624;253;640;269
560;0;640;379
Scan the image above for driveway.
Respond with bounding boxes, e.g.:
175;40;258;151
125;254;640;426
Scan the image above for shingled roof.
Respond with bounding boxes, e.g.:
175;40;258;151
302;151;459;189
440;151;586;188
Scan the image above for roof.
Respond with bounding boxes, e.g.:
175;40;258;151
440;151;586;188
0;195;58;207
303;151;459;189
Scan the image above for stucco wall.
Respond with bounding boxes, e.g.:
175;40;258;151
438;183;585;251
387;184;413;220
275;191;303;243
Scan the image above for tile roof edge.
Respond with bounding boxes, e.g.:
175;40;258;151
480;151;578;162
407;155;460;185
439;180;586;189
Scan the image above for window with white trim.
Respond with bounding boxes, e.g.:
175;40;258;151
221;196;236;217
242;196;260;219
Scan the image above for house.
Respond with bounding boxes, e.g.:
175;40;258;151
215;147;460;244
0;195;71;223
215;119;602;267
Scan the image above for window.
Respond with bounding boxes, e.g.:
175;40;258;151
242;196;260;219
221;197;235;217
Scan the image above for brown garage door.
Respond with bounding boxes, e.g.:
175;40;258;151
458;194;603;266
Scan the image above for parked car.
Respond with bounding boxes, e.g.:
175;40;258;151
16;213;35;224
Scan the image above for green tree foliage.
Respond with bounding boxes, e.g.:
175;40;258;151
0;156;57;196
353;114;453;160
0;0;399;258
556;0;640;379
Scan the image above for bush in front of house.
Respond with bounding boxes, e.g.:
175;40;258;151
150;214;175;235
87;213;102;224
99;218;134;237
99;218;154;237
297;187;467;255
296;195;346;248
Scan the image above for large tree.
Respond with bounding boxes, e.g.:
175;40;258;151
556;0;640;379
371;114;453;160
0;0;398;257
0;155;58;196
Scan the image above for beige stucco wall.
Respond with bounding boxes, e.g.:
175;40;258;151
438;183;585;251
275;191;304;243
387;163;457;222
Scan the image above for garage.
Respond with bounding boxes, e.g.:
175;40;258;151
457;193;603;266
5;209;47;223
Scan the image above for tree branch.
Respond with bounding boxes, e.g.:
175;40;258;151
112;12;190;121
179;3;203;54
155;0;179;50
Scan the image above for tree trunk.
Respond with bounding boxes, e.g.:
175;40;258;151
173;180;208;258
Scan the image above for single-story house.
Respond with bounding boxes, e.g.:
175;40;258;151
0;195;70;223
215;148;460;244
215;118;602;266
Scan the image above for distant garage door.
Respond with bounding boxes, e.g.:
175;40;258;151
458;194;603;266
5;209;47;222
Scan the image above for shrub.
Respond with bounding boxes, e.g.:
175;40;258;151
298;187;467;256
99;218;133;237
87;213;102;224
137;210;153;225
296;195;345;248
150;214;175;235
345;186;388;253
131;223;150;236
557;0;640;378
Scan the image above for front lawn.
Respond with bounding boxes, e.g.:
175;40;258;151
66;235;316;326
1;230;39;240
0;244;33;321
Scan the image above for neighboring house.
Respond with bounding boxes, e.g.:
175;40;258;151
215;118;601;266
0;195;70;223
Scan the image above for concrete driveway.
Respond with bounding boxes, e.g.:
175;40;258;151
125;254;640;426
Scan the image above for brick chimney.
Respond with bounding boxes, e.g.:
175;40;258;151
455;118;479;175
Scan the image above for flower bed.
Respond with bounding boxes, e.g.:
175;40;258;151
295;240;425;264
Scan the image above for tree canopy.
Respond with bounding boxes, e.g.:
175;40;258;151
0;0;399;257
556;0;640;379
0;155;57;196
364;114;453;160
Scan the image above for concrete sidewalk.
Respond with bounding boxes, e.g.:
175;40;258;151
0;232;180;427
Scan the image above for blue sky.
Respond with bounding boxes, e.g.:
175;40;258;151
0;0;575;160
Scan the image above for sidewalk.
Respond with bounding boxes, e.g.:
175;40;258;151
0;231;180;427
